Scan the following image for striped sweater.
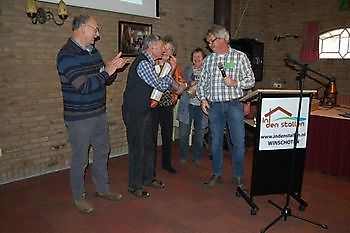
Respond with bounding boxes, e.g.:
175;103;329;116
56;38;116;121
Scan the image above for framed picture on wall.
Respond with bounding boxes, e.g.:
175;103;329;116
119;21;152;56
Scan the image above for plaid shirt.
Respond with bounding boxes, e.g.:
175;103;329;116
137;51;173;92
197;47;255;102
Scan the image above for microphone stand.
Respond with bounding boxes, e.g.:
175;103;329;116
284;54;337;106
261;58;328;233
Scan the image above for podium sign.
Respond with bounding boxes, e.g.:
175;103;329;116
259;97;310;151
238;89;316;214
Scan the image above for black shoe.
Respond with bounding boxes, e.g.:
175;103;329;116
128;188;150;198
164;166;176;174
144;179;166;188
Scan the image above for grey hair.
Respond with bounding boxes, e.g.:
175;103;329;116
207;25;230;42
72;15;91;31
142;34;162;49
163;34;177;56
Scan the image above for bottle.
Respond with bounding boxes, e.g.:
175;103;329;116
187;81;198;98
187;67;201;98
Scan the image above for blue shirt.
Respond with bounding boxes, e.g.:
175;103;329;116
137;51;173;92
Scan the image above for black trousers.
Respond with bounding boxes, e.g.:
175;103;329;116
122;106;155;190
151;105;174;173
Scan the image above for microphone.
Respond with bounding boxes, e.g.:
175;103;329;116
283;53;304;71
274;35;281;42
218;62;226;78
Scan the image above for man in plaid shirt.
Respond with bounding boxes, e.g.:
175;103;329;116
197;25;255;189
123;35;179;198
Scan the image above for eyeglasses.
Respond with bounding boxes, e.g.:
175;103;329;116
85;24;100;33
207;37;217;46
164;46;175;55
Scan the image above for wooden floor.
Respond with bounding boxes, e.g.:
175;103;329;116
0;143;349;233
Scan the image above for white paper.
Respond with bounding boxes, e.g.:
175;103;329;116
150;89;163;101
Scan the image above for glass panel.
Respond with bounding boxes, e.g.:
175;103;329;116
319;53;340;59
339;37;349;57
319;28;350;59
322;36;340;52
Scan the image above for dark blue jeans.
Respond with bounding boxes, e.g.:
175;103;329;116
208;99;245;178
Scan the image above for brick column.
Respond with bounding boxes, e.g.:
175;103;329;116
214;0;231;30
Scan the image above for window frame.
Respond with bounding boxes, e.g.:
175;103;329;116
319;27;350;59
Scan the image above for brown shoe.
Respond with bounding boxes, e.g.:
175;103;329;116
203;174;223;188
73;196;94;214
95;190;123;201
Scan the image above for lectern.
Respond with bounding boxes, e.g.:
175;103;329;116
238;89;316;215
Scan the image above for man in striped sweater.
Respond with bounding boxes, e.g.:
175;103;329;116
56;15;128;214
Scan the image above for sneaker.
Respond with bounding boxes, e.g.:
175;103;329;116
95;190;123;201
73;196;94;214
203;174;223;188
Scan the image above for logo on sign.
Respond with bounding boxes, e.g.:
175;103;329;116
262;106;306;129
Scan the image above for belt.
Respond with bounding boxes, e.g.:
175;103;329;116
214;99;236;103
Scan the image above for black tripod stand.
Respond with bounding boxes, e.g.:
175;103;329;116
261;60;328;233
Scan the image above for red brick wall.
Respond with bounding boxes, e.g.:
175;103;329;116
233;0;350;95
1;0;349;183
0;0;213;183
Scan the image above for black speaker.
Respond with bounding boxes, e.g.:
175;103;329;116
230;38;264;81
156;0;159;17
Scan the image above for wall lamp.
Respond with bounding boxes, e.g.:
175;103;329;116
274;34;301;42
25;0;68;26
